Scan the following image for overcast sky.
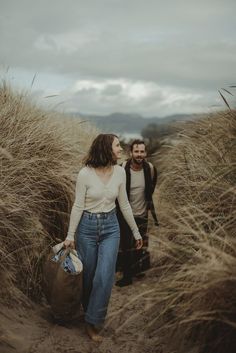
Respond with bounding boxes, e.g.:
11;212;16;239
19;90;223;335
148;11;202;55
1;0;235;117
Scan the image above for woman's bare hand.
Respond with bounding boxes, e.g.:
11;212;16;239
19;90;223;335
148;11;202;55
135;238;143;250
64;239;75;249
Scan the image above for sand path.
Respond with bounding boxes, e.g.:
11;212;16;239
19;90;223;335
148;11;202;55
0;233;161;353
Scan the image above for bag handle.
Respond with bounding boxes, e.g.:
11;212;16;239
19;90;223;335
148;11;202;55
58;246;72;264
52;242;77;263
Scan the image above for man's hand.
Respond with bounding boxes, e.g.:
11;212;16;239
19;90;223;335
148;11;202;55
135;238;143;249
64;239;75;249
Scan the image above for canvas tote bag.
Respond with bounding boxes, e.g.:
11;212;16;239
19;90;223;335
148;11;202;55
42;242;83;321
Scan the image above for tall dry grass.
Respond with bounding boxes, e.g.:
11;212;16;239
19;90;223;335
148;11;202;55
147;110;236;353
0;82;97;303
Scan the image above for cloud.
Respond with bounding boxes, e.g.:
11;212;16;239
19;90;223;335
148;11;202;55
1;0;235;116
34;30;99;54
36;77;214;117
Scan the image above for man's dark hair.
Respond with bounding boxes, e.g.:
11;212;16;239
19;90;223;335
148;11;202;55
84;133;118;167
130;139;146;152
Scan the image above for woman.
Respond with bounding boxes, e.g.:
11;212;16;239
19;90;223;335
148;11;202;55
64;134;142;342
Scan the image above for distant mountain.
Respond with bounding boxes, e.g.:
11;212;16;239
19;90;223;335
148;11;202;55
70;112;198;135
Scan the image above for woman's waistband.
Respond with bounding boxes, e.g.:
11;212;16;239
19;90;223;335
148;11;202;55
83;208;116;219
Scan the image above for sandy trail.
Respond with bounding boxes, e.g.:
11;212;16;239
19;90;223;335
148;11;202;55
0;233;161;353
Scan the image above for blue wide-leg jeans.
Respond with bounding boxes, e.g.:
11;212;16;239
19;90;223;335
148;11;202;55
76;208;120;326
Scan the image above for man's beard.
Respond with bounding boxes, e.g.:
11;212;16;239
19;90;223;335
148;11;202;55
132;157;144;165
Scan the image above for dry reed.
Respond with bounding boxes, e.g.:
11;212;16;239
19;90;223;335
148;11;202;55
147;109;236;353
0;82;97;303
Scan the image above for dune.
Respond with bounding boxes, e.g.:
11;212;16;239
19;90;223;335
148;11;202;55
1;82;235;353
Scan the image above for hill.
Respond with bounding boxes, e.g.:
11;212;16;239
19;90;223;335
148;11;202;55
70;112;197;135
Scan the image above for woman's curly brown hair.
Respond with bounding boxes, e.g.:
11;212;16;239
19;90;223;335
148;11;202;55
83;133;118;167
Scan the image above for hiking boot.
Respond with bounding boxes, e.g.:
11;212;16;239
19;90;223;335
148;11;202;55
134;272;145;279
115;277;133;287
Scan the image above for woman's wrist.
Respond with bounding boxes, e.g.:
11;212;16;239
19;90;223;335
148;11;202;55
133;231;142;240
65;234;74;242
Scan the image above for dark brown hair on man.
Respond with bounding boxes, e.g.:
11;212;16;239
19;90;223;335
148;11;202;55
84;133;118;167
130;139;146;152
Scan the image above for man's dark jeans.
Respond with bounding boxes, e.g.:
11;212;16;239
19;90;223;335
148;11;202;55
119;215;148;279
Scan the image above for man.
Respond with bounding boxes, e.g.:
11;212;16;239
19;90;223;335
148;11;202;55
116;139;159;287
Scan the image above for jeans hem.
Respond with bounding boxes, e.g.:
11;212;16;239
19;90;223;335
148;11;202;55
85;313;105;326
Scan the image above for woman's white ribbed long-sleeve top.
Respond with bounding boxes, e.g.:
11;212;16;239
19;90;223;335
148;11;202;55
66;165;141;241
